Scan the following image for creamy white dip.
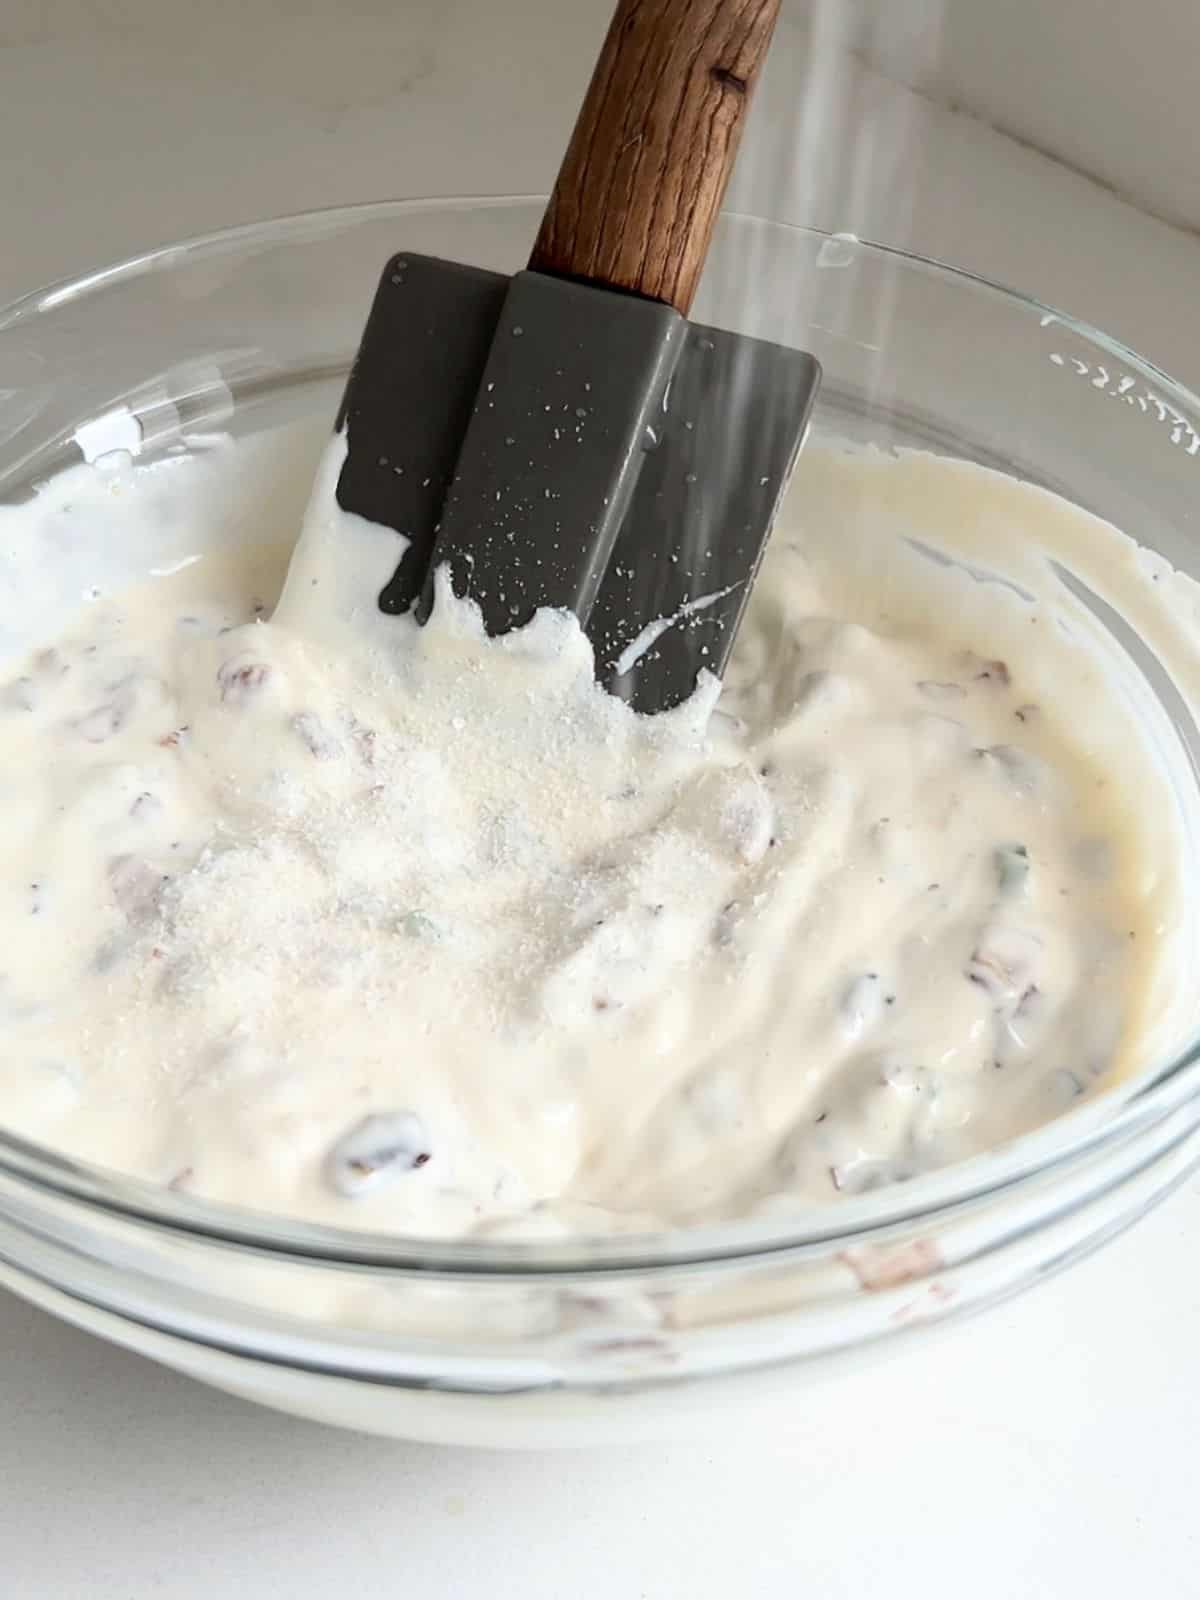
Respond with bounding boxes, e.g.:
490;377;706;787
0;421;1190;1237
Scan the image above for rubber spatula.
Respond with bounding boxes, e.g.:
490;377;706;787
334;0;820;714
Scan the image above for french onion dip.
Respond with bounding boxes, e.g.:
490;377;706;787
0;421;1187;1238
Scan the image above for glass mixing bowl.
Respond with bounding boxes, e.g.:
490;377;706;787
0;199;1198;1448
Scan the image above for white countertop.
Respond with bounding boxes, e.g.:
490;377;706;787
3;3;1200;1594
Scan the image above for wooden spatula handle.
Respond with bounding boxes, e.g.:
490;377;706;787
529;0;781;316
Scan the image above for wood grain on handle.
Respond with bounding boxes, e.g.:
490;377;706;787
529;0;781;315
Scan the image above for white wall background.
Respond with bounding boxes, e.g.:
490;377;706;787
1;0;1198;378
5;0;1198;268
794;0;1200;231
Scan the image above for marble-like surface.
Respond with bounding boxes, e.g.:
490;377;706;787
3;1184;1198;1597
3;4;1200;1595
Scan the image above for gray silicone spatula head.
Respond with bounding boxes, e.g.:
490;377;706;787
332;0;821;713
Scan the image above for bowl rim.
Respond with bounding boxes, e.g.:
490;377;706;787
3;194;1199;1275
